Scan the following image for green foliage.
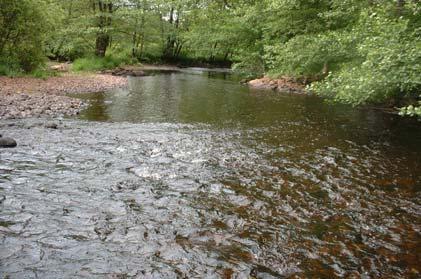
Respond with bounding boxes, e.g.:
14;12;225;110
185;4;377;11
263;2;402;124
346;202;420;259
0;61;23;77
264;31;356;77
399;101;421;118
238;0;420;109
29;67;57;79
0;0;52;72
72;55;134;72
1;0;419;113
0;60;56;78
311;9;421;105
232;52;265;78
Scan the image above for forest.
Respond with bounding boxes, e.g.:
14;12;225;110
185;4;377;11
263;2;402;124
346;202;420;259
0;0;420;115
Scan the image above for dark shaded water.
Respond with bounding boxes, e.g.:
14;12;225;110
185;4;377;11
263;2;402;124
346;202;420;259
1;70;420;278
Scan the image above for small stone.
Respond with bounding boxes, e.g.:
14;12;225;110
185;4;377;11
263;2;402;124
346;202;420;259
0;137;17;148
45;122;58;129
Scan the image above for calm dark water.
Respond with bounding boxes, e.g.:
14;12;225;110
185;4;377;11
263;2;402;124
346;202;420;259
1;70;420;278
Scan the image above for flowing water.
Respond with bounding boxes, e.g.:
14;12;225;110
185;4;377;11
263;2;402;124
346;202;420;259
1;69;420;278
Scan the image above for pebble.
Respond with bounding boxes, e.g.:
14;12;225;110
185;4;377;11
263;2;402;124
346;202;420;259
0;93;86;120
0;137;17;148
0;74;127;120
45;122;58;129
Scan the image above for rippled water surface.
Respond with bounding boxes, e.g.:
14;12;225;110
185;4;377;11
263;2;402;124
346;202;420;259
1;70;420;278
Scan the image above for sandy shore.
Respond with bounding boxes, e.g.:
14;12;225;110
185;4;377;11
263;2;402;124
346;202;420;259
0;73;127;119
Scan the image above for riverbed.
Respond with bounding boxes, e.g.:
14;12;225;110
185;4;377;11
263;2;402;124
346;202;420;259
1;70;420;278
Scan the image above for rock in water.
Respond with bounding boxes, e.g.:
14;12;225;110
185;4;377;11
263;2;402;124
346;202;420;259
0;137;17;148
45;122;58;129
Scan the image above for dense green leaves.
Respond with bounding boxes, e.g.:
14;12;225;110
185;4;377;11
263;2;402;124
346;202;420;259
400;101;421;117
0;0;52;73
311;6;421;106
0;0;420;113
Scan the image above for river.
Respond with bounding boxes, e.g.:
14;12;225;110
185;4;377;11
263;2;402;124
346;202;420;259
1;69;420;278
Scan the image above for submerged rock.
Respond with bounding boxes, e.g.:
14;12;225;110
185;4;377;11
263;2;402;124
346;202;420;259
0;137;17;148
45;122;58;129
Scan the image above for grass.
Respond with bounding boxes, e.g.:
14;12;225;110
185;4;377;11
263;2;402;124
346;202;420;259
1;54;136;78
0;62;57;79
1;52;138;78
72;55;135;72
0;62;22;77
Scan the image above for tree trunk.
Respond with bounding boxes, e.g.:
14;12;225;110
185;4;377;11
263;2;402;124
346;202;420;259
175;42;183;58
93;0;113;57
396;0;405;15
163;7;175;59
95;33;110;57
223;51;230;62
132;16;138;58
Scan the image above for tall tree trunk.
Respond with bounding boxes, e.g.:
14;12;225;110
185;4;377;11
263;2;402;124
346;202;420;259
95;33;110;57
163;7;175;59
93;0;113;57
139;36;145;58
138;5;146;59
132;16;138;57
209;42;218;61
223;51;230;62
175;42;183;58
396;0;405;15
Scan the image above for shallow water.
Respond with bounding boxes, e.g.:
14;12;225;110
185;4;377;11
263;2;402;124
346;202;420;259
1;70;420;278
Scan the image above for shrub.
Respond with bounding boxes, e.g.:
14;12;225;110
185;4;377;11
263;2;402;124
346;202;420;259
311;11;421;105
0;60;22;77
399;97;421;118
264;31;357;78
0;0;50;73
72;55;134;72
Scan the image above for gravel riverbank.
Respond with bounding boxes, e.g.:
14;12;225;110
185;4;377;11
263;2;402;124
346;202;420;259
0;74;127;119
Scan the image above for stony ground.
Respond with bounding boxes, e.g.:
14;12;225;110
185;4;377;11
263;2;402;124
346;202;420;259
0;93;86;119
248;77;305;93
0;74;127;119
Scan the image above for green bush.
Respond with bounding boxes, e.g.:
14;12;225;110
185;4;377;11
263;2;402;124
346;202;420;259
311;11;421;105
0;60;23;77
399;97;421;118
0;0;50;73
72;55;134;72
232;51;265;78
264;31;357;78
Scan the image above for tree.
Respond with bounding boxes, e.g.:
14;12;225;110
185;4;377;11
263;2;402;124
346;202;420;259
92;0;115;57
0;0;52;72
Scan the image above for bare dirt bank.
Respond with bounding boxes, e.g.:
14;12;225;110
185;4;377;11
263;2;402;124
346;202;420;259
248;77;305;93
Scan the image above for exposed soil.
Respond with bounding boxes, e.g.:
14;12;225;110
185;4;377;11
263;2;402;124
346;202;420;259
0;73;127;119
248;77;305;93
